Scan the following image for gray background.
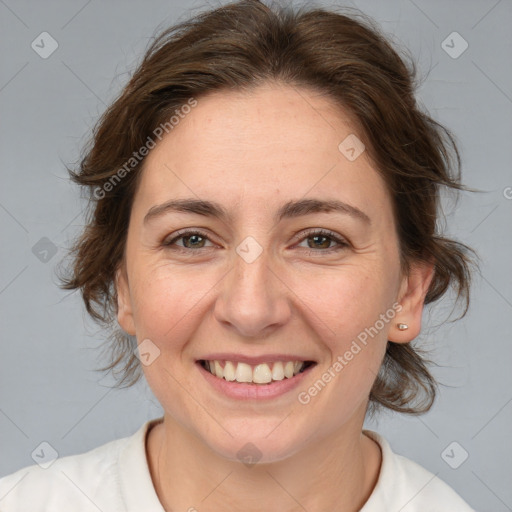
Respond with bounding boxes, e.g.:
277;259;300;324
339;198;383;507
1;0;511;510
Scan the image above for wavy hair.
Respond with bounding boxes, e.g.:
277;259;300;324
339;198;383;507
61;0;478;415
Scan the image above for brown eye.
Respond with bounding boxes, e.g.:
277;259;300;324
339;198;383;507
307;234;333;249
296;229;349;254
180;233;207;248
163;230;213;251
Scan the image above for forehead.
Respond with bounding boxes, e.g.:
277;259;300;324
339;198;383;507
134;83;392;223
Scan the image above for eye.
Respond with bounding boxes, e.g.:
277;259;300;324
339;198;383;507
162;229;214;251
162;228;349;255
295;228;349;254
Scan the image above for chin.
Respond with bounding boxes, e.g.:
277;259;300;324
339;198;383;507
197;418;311;465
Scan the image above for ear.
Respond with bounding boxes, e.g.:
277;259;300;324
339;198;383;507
389;259;435;343
115;264;136;336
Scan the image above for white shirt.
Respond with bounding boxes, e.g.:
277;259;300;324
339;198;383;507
0;417;475;511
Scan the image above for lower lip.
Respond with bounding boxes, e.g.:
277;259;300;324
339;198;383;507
196;361;316;400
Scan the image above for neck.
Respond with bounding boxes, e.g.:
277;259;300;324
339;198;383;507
146;412;382;512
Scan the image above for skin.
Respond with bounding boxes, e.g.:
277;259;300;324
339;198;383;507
116;81;434;511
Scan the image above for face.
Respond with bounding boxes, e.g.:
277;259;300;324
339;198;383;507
116;82;432;463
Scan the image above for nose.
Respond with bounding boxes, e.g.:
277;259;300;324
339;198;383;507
213;246;291;339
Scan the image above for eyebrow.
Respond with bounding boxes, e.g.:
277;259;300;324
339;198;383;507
144;197;371;225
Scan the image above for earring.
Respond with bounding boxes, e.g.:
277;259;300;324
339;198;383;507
397;323;409;330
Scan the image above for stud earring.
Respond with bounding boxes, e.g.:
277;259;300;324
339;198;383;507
397;323;409;331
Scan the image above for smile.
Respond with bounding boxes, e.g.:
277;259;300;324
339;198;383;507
199;359;316;385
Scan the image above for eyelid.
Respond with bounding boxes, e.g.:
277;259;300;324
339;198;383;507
162;227;349;253
162;228;216;247
292;228;350;253
292;227;348;244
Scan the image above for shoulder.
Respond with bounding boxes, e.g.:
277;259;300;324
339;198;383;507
0;423;147;512
361;430;476;512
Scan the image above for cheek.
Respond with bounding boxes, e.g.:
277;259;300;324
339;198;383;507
295;261;397;342
128;263;208;340
291;263;397;400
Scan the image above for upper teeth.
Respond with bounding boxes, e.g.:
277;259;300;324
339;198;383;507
204;360;306;384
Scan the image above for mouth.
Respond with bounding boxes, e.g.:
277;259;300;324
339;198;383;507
198;359;317;385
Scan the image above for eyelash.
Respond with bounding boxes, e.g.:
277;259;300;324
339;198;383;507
162;228;349;255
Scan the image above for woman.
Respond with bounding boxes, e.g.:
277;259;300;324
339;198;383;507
0;0;478;510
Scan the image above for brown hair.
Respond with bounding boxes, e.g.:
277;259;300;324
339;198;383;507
61;0;478;415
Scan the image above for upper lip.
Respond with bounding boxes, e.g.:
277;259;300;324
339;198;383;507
197;353;317;365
